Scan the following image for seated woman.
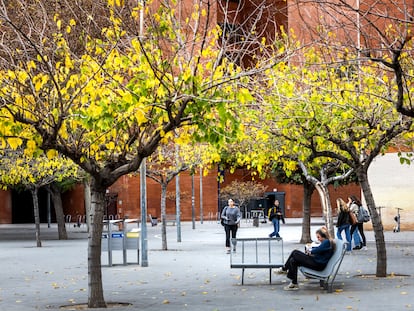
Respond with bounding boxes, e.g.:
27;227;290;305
275;226;335;290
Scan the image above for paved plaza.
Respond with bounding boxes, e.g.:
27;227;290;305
0;218;413;311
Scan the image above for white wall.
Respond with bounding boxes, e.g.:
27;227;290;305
367;152;414;230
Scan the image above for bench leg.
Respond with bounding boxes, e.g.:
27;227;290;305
242;268;245;285
320;279;334;292
269;269;272;284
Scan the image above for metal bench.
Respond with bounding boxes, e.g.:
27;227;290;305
299;238;348;293
230;237;284;285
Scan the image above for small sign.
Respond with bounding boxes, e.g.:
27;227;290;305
102;234;108;239
111;233;124;238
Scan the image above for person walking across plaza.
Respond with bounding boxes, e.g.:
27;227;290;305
348;195;366;250
335;198;352;251
268;199;285;238
221;199;241;254
275;226;335;291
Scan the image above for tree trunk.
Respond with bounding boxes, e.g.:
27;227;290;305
300;181;314;243
84;180;92;231
49;183;68;240
314;182;334;238
160;183;168;250
87;179;106;308
357;170;387;277
31;187;42;247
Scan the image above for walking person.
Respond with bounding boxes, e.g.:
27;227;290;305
348;195;366;250
275;227;335;290
335;198;352;251
268;199;285;238
221;199;241;254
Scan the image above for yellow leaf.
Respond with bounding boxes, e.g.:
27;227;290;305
47;150;58;159
7;137;22;149
106;141;115;150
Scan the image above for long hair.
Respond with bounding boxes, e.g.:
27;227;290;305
316;226;336;251
349;195;361;206
336;198;349;212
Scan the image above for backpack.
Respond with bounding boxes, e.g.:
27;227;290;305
358;205;370;223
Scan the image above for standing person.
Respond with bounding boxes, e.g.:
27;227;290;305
275;226;335;291
221;199;241;254
268;199;285;238
348;195;366;250
335;198;352;251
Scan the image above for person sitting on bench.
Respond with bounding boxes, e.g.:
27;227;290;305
275;226;335;291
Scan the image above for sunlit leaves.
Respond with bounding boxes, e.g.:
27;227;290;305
0;148;80;191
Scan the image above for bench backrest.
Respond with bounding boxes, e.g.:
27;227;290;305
230;237;284;266
313;238;346;278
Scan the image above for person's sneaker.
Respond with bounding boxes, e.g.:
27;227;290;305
268;234;273;238
353;245;362;250
226;249;231;254
274;267;287;274
232;247;236;252
283;282;299;291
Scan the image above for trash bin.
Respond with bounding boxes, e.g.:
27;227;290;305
102;219;140;266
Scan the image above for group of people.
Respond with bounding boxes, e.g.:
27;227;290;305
336;195;367;251
220;195;367;291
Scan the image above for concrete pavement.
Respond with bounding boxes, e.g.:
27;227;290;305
0;218;413;311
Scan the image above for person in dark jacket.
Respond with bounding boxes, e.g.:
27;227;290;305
268;200;285;238
336;198;352;251
275;227;335;291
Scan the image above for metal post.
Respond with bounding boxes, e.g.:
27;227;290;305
108;221;113;267
175;143;181;242
122;220;127;265
47;191;51;228
191;172;195;229
140;159;148;266
199;167;203;224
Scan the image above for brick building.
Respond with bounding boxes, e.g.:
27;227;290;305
1;0;412;229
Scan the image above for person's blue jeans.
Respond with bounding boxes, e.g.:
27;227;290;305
336;225;351;251
269;218;280;237
351;226;361;248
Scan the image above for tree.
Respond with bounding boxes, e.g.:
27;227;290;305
0;149;80;245
287;0;414;276
265;46;412;277
220;180;268;216
298;161;354;238
145;141;190;250
0;0;289;307
294;0;414;118
146;136;215;249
